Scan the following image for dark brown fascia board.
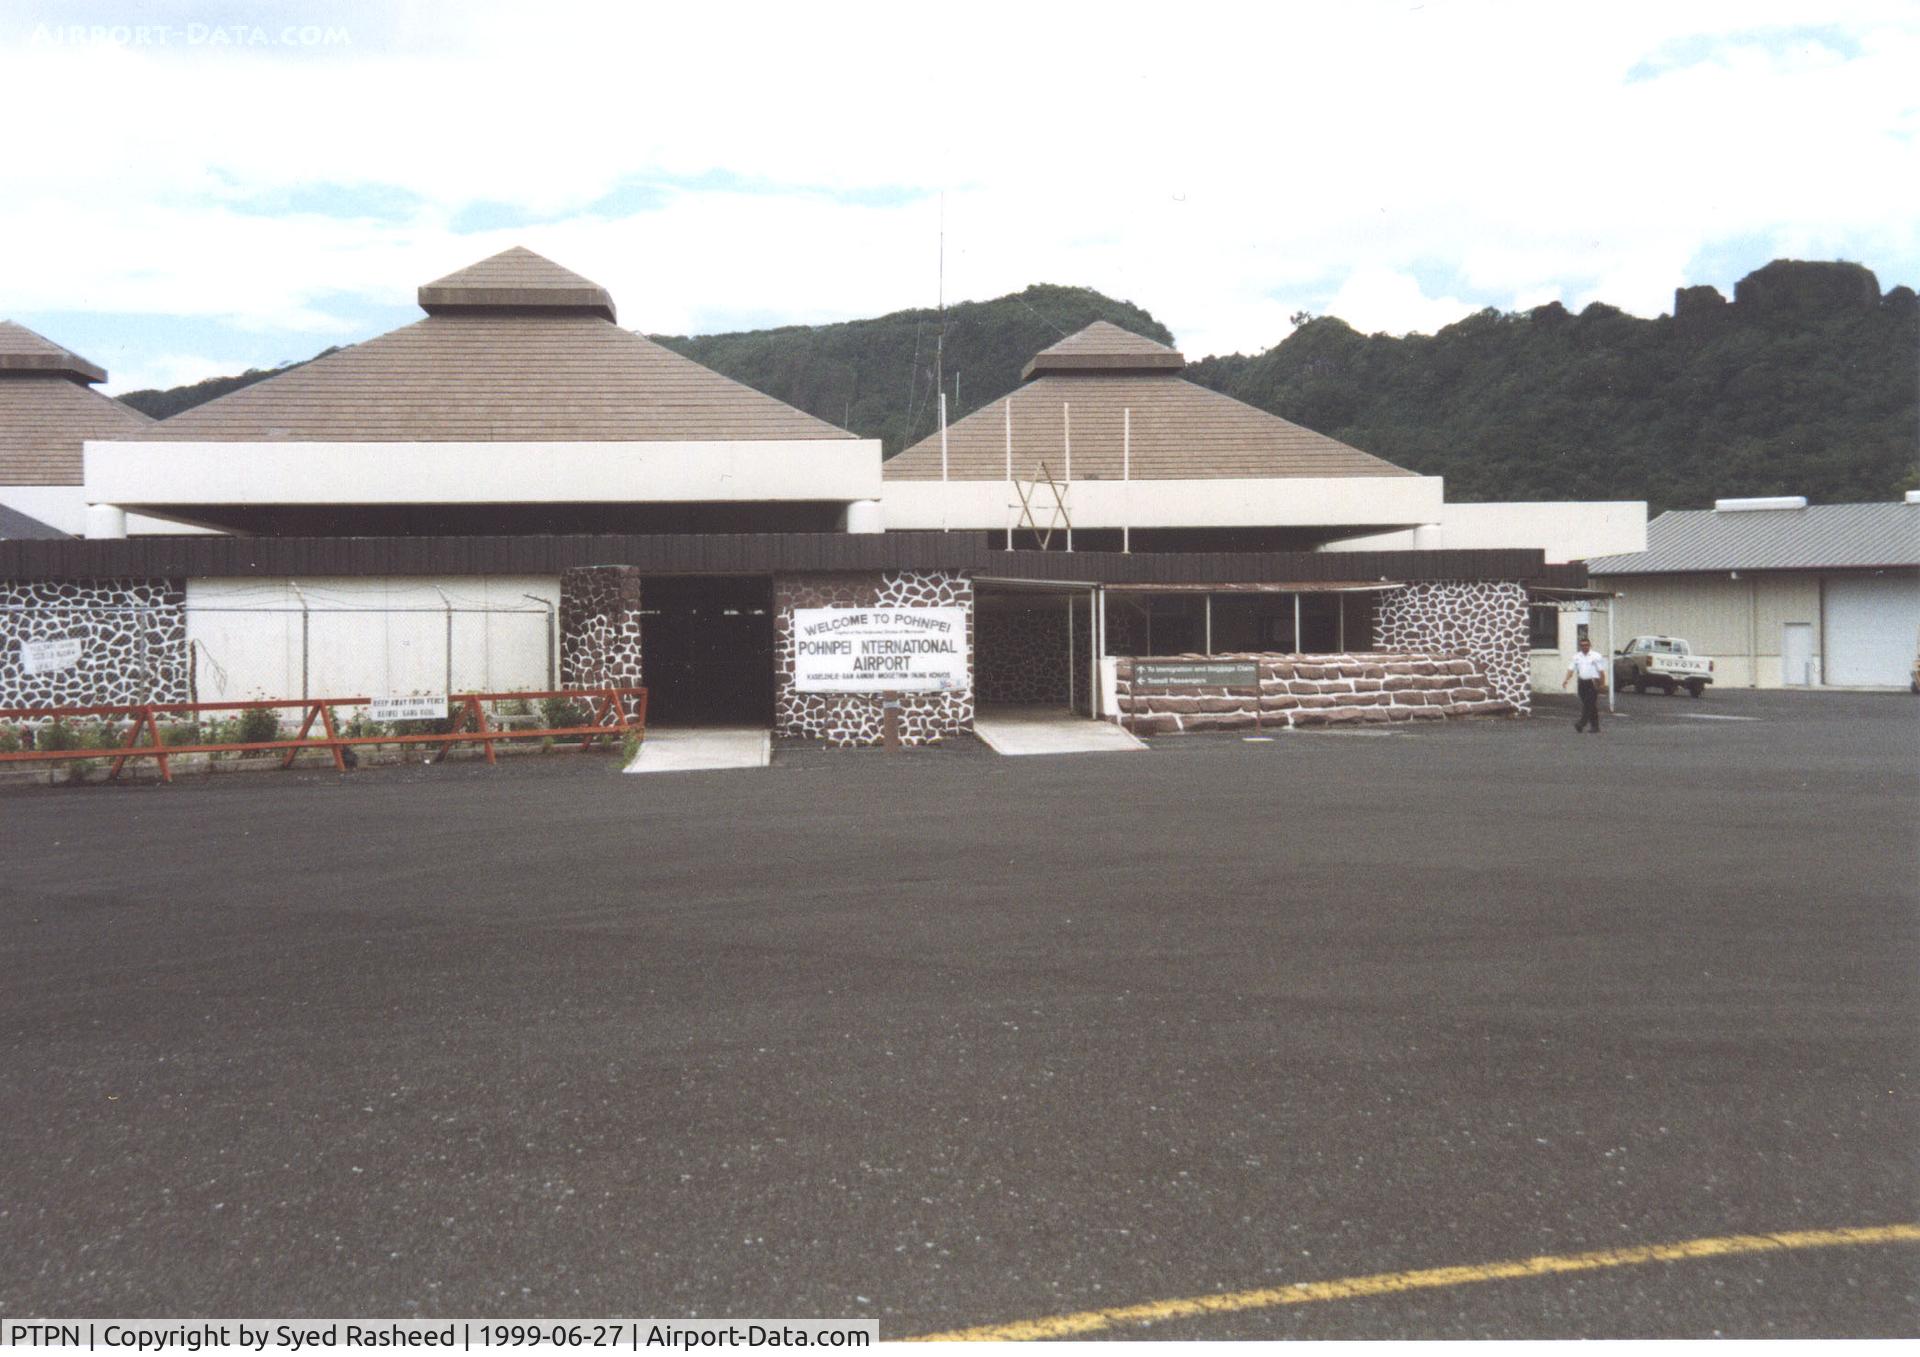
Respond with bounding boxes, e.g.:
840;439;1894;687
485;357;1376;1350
0;531;1570;588
0;352;107;383
1020;352;1186;381
416;285;617;323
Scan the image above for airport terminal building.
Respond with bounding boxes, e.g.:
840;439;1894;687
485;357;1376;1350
0;249;1641;744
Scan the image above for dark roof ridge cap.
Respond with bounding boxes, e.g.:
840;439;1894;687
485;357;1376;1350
0;320;108;384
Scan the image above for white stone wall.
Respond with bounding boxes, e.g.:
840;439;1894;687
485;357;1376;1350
1375;581;1532;711
773;571;974;746
0;577;187;710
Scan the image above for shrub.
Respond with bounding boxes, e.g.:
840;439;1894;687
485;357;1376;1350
35;720;79;752
199;716;242;756
620;731;642;764
160;722;204;747
540;696;586;729
341;711;387;740
0;725;20;754
234;707;281;746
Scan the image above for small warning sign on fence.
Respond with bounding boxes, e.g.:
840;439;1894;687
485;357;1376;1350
21;637;84;675
369;694;448;722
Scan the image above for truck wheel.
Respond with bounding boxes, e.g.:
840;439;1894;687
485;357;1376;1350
1663;680;1677;696
1686;681;1704;699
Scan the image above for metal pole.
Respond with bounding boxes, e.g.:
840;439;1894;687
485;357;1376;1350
1122;407;1131;555
1065;592;1074;714
1294;592;1302;653
1004;398;1014;551
525;594;556;689
434;585;453;697
1062;402;1072;553
1607;597;1616;714
291;581;310;701
939;392;949;485
1204;594;1213;657
1090;587;1102;719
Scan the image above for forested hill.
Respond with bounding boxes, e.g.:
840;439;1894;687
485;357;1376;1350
117;261;1916;512
120;348;341;419
1183;261;1917;512
651;284;1174;458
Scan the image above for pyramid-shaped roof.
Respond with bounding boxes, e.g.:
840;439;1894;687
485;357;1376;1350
1022;320;1184;380
0;323;150;485
418;246;618;322
145;250;852;443
889;324;1411;483
0;320;108;384
0;501;71;538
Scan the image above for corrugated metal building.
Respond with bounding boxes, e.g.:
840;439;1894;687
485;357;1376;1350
1588;498;1920;688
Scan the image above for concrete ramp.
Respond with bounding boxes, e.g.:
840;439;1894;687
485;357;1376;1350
624;727;770;774
973;709;1147;757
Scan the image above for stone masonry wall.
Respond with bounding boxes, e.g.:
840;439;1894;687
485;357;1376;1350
1115;651;1516;735
0;577;188;711
774;571;973;746
559;566;643;718
1374;581;1531;712
559;566;644;690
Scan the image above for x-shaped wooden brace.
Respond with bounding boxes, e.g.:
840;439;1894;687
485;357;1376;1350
1011;459;1072;549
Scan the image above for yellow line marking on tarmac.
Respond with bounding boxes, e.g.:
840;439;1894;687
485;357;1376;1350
906;1223;1920;1341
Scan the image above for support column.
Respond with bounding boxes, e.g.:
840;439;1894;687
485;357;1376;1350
559;566;644;695
84;504;127;539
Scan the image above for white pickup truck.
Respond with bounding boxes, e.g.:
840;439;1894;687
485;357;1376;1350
1613;635;1715;698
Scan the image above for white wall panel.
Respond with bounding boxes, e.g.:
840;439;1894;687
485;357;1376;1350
184;576;559;703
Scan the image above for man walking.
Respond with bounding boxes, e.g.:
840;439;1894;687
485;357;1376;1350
1563;636;1608;733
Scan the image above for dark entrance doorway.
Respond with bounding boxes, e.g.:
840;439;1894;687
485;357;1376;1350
973;585;1098;717
640;576;774;726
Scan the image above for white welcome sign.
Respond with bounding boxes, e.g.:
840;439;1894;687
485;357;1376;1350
21;637;84;675
792;607;968;693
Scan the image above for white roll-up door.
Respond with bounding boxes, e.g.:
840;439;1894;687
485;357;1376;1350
1825;575;1920;686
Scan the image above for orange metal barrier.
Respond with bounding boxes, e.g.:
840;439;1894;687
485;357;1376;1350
0;687;647;784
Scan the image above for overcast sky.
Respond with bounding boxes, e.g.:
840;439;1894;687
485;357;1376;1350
4;0;1916;394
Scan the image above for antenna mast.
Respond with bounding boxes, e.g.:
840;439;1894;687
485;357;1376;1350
935;191;945;432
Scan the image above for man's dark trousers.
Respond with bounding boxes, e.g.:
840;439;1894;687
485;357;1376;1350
1576;678;1602;733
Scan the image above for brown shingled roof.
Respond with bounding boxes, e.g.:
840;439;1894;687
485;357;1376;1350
1022;320;1184;380
0;372;152;485
885;370;1413;482
0;320;108;384
418;246;618;322
145;312;854;442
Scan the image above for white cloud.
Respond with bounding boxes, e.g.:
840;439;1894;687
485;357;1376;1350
2;0;1916;369
1322;270;1478;339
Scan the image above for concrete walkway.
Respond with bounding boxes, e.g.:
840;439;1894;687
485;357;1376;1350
973;707;1147;757
623;726;770;774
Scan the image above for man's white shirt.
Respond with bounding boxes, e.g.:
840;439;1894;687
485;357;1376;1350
1570;650;1608;682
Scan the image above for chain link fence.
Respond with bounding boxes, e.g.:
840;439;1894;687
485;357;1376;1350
183;602;556;704
2;599;558;712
